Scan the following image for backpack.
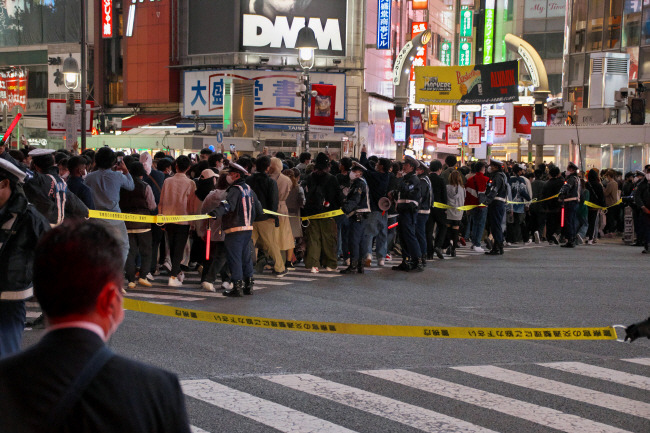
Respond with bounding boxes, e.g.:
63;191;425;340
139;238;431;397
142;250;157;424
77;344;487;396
304;177;327;214
24;174;67;225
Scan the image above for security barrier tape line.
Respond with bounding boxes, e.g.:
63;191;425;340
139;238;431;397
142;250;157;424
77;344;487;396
264;209;344;220
88;209;344;224
433;194;560;211
123;298;617;340
584;199;623;210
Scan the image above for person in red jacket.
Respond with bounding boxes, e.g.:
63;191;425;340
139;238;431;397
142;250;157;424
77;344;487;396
464;161;489;252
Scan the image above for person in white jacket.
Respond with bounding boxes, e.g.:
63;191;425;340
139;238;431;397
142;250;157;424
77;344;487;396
445;171;465;257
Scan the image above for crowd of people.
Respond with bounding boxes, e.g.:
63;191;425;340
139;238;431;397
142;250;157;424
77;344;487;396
2;141;650;356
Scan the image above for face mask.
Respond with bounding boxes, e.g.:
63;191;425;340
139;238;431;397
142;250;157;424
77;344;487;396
216;163;224;171
226;175;235;185
82;169;88;179
487;166;493;173
349;172;359;180
646;173;650;181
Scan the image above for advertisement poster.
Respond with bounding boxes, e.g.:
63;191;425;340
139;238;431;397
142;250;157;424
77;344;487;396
310;84;336;127
409;109;424;135
467;124;481;146
183;70;345;119
240;0;347;56
514;105;533;134
415;61;519;105
494;116;506;135
0;68;27;111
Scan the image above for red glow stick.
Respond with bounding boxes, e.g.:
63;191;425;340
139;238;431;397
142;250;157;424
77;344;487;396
388;222;399;230
560;207;565;228
1;113;22;145
205;228;211;260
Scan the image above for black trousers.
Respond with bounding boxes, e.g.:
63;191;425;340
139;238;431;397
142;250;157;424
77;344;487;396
150;223;164;273
546;210;561;240
202;241;230;283
428;209;447;252
587;209;599;240
125;231;152;282
166;224;190;277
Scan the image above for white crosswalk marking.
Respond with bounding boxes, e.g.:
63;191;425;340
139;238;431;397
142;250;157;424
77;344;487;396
539;361;650;390
453;365;650;420
622;358;650;367
181;379;357;433
255;275;317;282
126;293;205;301
190;425;211;433
361;369;629;433
261;373;497;432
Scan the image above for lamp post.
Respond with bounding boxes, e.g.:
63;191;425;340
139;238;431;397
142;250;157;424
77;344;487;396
80;0;87;151
296;25;317;153
63;54;80;151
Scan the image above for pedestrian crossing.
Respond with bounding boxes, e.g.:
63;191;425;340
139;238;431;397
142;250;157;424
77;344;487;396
183;357;650;433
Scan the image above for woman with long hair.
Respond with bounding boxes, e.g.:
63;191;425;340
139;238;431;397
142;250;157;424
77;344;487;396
445;170;465;257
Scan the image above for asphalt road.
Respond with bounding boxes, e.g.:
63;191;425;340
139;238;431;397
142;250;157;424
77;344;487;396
23;240;650;432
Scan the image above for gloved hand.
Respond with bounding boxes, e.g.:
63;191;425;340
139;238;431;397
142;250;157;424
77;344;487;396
624;317;650;342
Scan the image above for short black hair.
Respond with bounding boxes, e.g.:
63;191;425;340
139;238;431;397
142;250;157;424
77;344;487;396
445;155;457;167
378;158;390;171
208;153;224;167
32;154;55;172
275;151;286;160
534;168;543;179
81;149;95;164
237;157;253;173
54;152;69;164
339;157;353;170
430;160;443;172
154;151;167;159
129;162;147;177
34;220;124;318
256;155;271;173
8;150;24;162
67;156;87;173
200;148;213;156
95;147;116;169
549;166;561;177
175;155;191;172
475;161;485;172
299;152;312;163
157;158;172;172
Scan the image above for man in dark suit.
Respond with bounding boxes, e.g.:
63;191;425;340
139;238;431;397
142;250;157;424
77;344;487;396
0;220;191;433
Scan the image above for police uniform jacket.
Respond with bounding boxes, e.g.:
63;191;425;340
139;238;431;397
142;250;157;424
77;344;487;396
394;171;422;214
418;174;433;214
559;172;580;202
635;178;650;209
214;178;263;234
342;177;371;216
0;189;50;302
484;170;508;205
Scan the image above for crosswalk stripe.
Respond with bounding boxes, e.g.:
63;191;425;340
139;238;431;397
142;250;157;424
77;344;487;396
361;369;629;433
453;365;650;420
255;275;317;282
261;373;497;432
126;293;205;301
190;425;210;433
622;358;650;367
181;379;357;433
539;362;650;390
25;311;41;318
290;270;342;278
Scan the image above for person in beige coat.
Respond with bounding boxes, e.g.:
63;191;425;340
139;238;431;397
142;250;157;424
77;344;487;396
269;157;296;268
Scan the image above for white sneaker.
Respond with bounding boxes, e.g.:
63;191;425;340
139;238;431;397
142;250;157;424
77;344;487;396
472;245;484;253
526;239;533;244
534;231;540;244
201;281;215;292
163;261;172;273
310;267;320;273
325;267;337;272
127;282;136;290
221;281;233;290
378;259;385;267
168;276;182;287
587;239;593;245
145;272;155;282
178;271;185;283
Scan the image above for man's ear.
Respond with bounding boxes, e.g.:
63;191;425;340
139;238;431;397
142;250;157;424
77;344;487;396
96;281;119;315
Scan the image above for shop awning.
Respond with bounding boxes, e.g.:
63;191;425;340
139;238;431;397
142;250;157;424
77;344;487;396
424;129;438;146
120;113;179;131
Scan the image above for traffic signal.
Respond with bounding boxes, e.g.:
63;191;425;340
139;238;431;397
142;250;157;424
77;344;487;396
630;98;645;125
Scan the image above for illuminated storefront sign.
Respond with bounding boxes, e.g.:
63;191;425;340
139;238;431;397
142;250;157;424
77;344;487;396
440;41;452;66
483;0;495;64
412;0;429;10
411;22;428;81
459;41;472;66
376;0;391;49
102;0;113;38
460;9;473;37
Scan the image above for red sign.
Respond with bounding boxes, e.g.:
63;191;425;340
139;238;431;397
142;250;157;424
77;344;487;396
47;99;94;133
468;124;481;146
409;110;424;135
102;0;113;38
412;0;429;9
388;109;396;133
310;84;336;127
450;120;461;131
410;22;428;81
0;69;27;112
494;116;507;136
513;105;533;134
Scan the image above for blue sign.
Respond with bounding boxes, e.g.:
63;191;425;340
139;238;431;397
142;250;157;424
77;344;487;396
216;132;223;143
376;0;391;50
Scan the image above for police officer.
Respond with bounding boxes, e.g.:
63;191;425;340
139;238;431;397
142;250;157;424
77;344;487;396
209;162;263;297
0;159;50;357
482;159;508;255
391;155;423;271
559;161;580;248
416;161;433;267
340;162;371;274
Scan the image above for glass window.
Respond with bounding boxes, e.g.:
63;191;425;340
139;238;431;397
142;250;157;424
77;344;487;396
638;46;650;78
642;0;650;44
587;0;605;51
623;0;642;46
523;33;546;58
569;54;586;86
545;33;565;58
572;0;588;52
605;0;624;48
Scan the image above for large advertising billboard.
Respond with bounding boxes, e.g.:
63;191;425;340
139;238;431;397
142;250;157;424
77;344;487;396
414;61;519;105
240;0;347;56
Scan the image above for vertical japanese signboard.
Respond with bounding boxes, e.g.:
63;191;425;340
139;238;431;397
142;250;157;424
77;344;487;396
0;69;28;111
459;42;472;66
440;41;452;66
411;22;428;81
102;0;113;38
376;0;391;49
460;9;473;37
483;0;495;64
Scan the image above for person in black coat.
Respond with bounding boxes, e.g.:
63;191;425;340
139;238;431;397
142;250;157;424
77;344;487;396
585;168;605;243
541;166;565;244
427;159;448;259
0;221;191;433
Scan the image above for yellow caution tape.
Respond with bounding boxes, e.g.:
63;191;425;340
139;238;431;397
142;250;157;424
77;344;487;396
433;194;560;212
584;199;622;210
123;298;617;340
507;194;559;205
88;210;212;224
264;209;344;220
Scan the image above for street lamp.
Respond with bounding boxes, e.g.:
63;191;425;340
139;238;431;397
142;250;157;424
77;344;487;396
63;54;79;151
296;25;317;152
62;54;79;90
